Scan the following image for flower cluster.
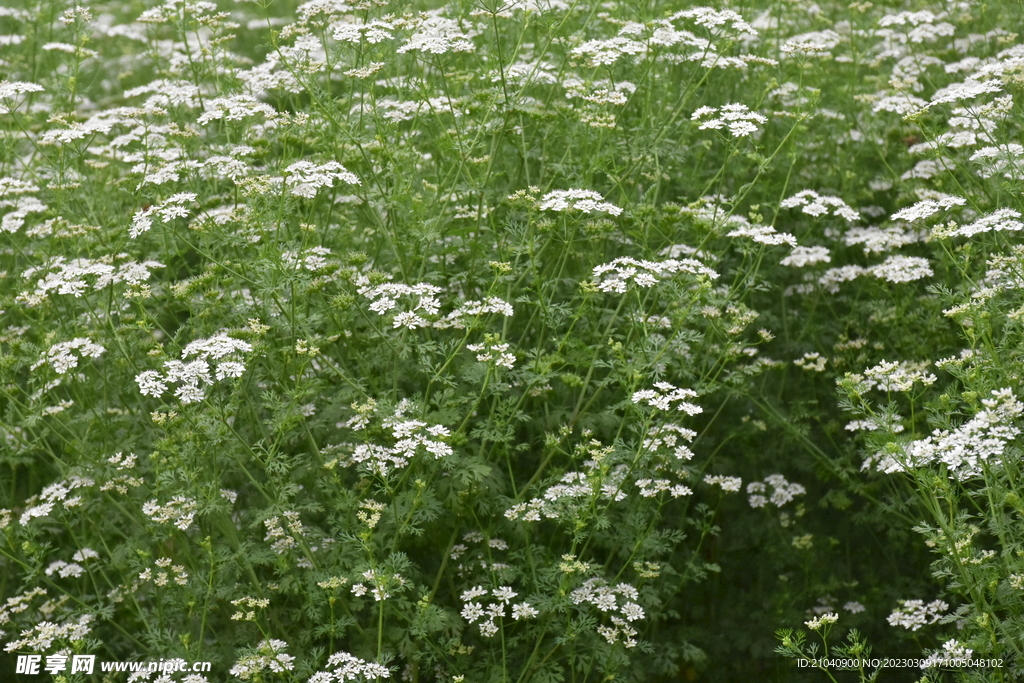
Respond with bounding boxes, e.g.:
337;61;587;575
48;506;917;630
356;277;443;330
641;423;697;461
130;193;197;238
308;651;391;683
282;246;332;271
922;640;974;669
32;338;105;375
538;189;623;215
635;478;692;498
460;585;537;637
704;475;743;492
229;639;296;680
20;256;165;304
890;194;966;223
141;496;198;531
692;103;767;138
794;352;827;372
632;383;702;414
746;474;806;508
19;476;94;525
570;578;645;648
886;599;948;631
592;256;718;293
434;297;514;329
139;558;189;586
937;208;1024;238
875;389;1024;479
264;511;305;553
804;612;838;630
351;568;408;601
505;467;628;522
727;223;797;246
467;336;516;369
282;160;360;198
230;596;270;622
196;95;279;125
135;333;251;404
2;614;94;652
869;255;933;283
781;246;831;267
857;360;937;392
780;191;860;222
331;400;453;476
45;559;86;579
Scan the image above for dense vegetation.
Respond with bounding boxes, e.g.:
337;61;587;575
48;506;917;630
3;0;1024;681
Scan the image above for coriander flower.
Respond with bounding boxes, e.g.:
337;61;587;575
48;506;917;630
692;103;766;138
33;337;105;375
805;613;838;630
727;223;797;246
197;95;278;125
571;36;646;67
941;208;1024;238
592;256;718;293
309;651;390;682
538;189;623;215
631;382;702;414
747;475;805;508
874;388;1023;479
135;334;251;404
869;255;932;283
930;79;1003;106
704;475;742;492
781;190;860;222
887;599;947;631
781;246;831;267
142;495;198;531
283;160;360;198
467;337;516;369
397;14;475;54
131;193;197;238
890;194;966;222
229;639;296;680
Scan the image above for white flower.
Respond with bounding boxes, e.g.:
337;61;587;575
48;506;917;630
229;639;295;680
805;613;838;630
593;256;718;293
875;388;1023;479
131;194;197;238
930;79;1003;106
727;223;797;246
781;191;860;222
692;103;767;138
631;382;702;414
781;246;831;267
310;652;390;681
283;160;360;198
197;95;278;125
890;194;966;222
512;602;538;620
142;496;197;531
869;255;932;283
397;13;475;54
538;189;623;215
887;599;947;631
941;208;1024;238
34;338;105;375
704;475;742;492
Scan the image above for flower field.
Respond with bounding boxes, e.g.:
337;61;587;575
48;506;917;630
2;0;1024;681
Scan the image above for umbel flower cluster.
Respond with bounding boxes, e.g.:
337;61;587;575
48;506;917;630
5;0;1024;680
135;333;252;404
